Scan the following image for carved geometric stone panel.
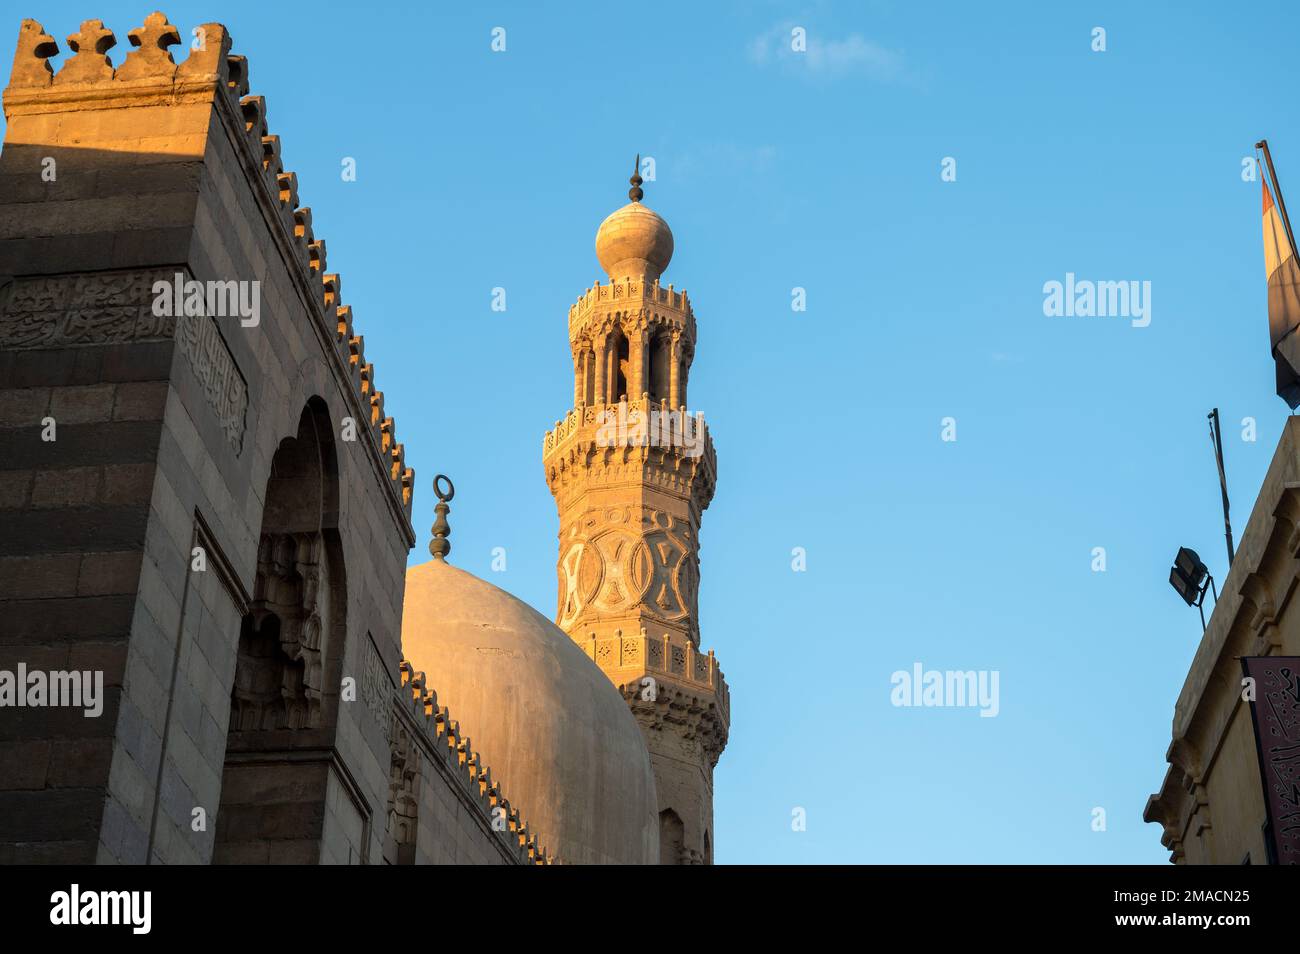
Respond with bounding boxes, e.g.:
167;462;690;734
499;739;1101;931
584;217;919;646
557;506;698;629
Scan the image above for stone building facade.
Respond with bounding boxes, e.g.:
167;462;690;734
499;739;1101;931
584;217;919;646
0;13;549;865
1144;418;1300;863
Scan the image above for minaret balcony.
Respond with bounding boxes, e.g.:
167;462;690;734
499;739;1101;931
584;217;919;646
543;396;715;463
580;629;729;727
567;276;696;345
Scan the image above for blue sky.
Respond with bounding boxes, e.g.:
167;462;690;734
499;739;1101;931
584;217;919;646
7;1;1298;863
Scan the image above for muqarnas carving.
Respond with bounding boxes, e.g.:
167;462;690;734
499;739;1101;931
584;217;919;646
231;532;329;731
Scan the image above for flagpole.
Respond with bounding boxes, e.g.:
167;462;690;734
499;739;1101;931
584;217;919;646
1208;408;1235;568
1257;139;1300;259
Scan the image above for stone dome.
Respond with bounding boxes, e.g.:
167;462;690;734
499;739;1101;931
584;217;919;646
595;200;674;281
401;558;659;864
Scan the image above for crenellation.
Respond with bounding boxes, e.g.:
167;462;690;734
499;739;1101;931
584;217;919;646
56;20;116;86
275;170;297;209
223;52;248;97
239;94;264;136
176;22;232;85
260;135;281;175
347;335;364;382
292;206;313;247
392;663;548;864
323;272;342;311
115;12;180;83
400;468;415;515
9;20;58;89
307;238;325;274
335;303;353;343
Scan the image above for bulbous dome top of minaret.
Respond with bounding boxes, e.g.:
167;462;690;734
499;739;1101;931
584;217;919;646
594;156;674;282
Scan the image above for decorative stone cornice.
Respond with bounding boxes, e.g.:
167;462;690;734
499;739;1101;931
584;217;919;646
618;680;729;770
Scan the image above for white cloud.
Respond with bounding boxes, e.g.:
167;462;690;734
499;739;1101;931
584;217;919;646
749;23;906;82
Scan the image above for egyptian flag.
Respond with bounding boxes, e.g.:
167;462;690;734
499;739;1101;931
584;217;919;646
1263;170;1300;408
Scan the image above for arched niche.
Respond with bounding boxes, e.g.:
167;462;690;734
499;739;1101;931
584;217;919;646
658;807;685;865
214;398;352;863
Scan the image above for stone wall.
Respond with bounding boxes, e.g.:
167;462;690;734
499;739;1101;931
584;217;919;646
1144;417;1300;863
0;13;425;865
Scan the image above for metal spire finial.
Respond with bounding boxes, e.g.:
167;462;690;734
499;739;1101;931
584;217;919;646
429;474;455;561
628;154;644;202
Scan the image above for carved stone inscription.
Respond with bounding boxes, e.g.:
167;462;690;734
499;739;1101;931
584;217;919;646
174;300;248;453
0;269;175;346
0;269;248;454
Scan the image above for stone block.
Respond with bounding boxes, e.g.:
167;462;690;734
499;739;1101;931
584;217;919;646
0;739;51;790
1;420;160;470
76;550;144;596
111;381;169;421
0;469;33;509
0;593;134;641
0;387;50;425
0;506;148;557
31;465;102;508
102;462;156;505
48;384;116;425
46;737;114;788
0;552;80;598
0;789;103;842
66;639;128;688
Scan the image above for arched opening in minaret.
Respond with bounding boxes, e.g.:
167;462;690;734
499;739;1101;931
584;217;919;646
703;829;712;865
649;335;671;402
613;329;629;401
582;344;596;405
658;808;684;865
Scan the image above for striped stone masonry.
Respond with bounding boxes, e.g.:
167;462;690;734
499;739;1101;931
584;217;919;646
3;13;415;525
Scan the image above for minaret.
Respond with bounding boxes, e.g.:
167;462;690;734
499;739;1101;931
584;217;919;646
543;160;728;864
